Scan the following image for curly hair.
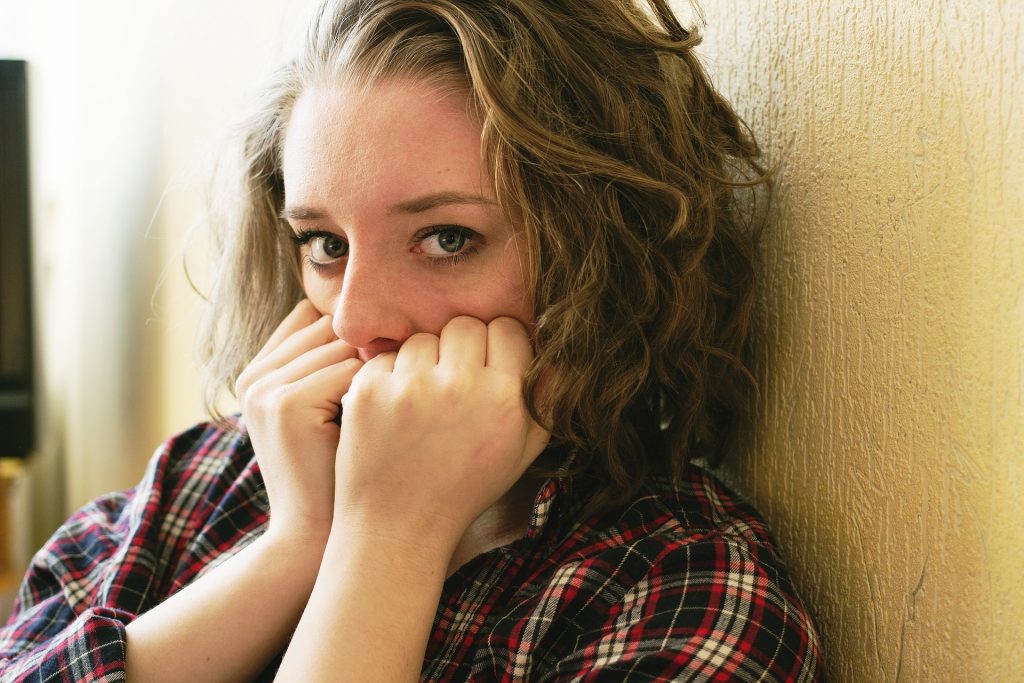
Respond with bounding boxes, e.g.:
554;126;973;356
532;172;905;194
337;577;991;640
198;0;766;511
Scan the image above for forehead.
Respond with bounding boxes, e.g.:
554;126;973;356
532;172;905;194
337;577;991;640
281;78;493;211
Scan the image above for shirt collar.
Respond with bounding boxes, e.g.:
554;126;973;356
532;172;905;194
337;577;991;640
522;446;582;545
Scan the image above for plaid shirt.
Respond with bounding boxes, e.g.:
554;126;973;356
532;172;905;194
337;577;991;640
0;419;824;681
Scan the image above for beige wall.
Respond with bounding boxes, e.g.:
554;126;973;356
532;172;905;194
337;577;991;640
688;0;1023;680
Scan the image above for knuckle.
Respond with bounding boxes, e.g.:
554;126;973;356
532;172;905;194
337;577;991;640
488;316;521;335
268;383;299;412
406;331;439;346
371;351;398;370
449;315;484;331
439;367;472;395
347;368;374;396
235;366;263;402
340;392;354;411
234;371;251;398
344;372;381;410
246;375;280;410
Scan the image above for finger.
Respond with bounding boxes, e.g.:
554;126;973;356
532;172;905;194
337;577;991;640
361;350;397;375
265;339;358;387
438;316;486;369
392;333;439;373
485;317;533;374
257;315;349;374
288;357;365;425
252;299;322;362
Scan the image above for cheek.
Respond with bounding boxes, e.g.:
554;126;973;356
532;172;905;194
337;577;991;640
302;272;334;316
467;266;534;329
493;243;535;326
500;279;535;328
404;275;533;336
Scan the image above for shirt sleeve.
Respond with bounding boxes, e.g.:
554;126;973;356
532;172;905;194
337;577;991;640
0;421;219;683
0;487;141;682
0;420;260;683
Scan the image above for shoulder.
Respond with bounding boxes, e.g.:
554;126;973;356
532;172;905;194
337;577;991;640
128;416;258;511
150;415;253;480
513;466;824;679
618;465;788;563
38;417;255;550
137;415;264;550
557;465;817;629
78;417;258;569
553;464;791;579
10;418;261;619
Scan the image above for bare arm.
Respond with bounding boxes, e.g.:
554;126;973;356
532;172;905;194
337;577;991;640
276;529;451;682
125;531;323;682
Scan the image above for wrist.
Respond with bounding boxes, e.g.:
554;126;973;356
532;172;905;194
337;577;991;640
325;508;459;574
258;523;331;571
277;511;450;682
262;500;333;544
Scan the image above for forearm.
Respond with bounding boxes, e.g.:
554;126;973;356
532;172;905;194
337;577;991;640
125;530;324;683
275;525;452;682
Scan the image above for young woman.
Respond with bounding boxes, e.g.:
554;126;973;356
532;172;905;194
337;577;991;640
1;0;824;680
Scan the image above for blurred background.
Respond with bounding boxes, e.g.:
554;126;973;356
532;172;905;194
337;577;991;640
1;1;1022;681
0;0;320;606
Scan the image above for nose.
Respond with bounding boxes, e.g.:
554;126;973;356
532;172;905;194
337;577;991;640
330;247;411;358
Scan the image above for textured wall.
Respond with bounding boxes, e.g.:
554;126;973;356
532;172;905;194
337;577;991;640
685;1;1023;680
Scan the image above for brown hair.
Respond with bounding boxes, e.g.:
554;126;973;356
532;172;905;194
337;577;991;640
199;0;766;511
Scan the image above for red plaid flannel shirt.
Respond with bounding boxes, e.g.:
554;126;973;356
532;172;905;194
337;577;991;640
0;419;824;681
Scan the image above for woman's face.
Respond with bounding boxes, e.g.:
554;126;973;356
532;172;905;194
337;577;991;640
281;77;533;361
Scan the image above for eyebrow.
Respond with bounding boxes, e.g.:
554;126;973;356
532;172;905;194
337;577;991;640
279;207;329;222
279;191;497;222
389;191;498;215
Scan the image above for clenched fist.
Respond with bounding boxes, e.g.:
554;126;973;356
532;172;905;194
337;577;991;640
333;316;550;552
